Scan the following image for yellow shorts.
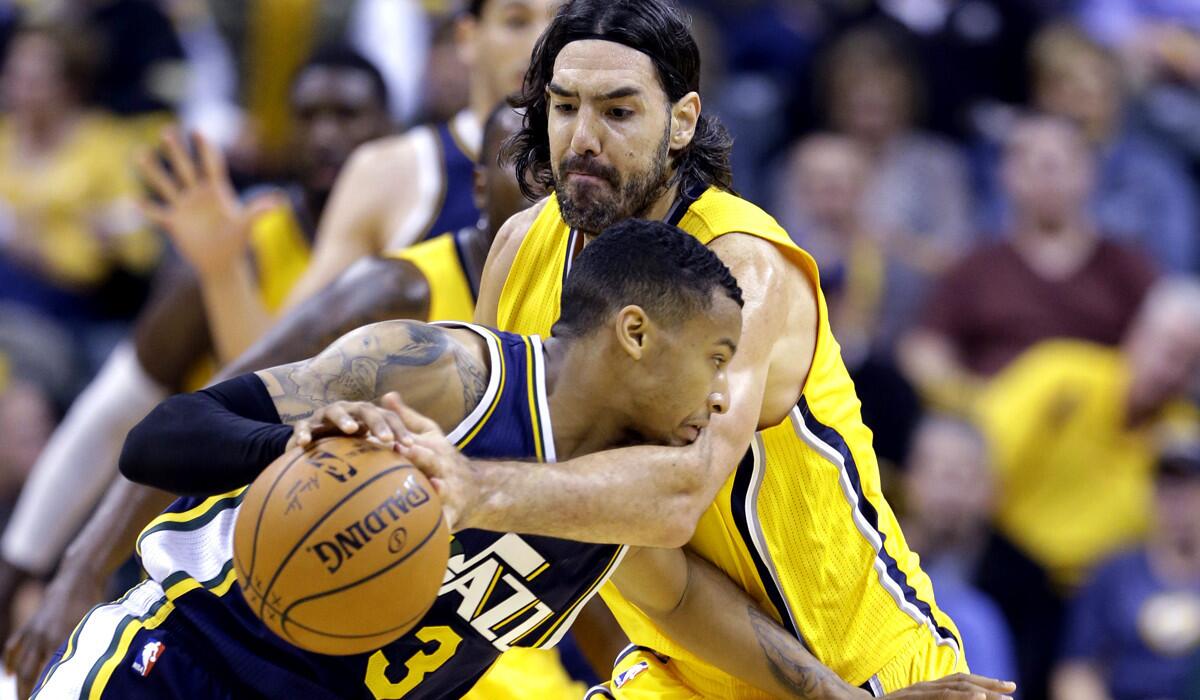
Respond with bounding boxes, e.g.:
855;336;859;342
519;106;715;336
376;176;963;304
464;648;586;700
586;635;968;699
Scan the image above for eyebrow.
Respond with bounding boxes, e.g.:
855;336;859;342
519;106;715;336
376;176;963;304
717;338;738;354
547;83;642;101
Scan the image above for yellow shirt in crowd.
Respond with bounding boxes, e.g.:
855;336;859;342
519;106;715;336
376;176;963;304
0;113;161;289
974;339;1196;590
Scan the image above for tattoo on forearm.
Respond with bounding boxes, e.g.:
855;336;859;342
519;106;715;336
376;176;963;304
748;606;841;699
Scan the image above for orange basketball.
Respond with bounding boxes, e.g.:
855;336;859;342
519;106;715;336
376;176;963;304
233;436;449;655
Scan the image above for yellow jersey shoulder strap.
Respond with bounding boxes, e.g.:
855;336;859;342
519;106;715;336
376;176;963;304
385;231;477;322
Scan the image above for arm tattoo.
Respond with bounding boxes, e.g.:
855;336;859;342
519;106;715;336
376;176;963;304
264;322;451;423
455;345;489;411
748;606;842;699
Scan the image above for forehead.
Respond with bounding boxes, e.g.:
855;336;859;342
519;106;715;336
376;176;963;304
677;291;741;340
291;67;378;108
552;40;663;97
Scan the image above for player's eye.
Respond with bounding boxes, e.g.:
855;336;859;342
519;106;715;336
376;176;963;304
608;107;633;119
554;103;576;114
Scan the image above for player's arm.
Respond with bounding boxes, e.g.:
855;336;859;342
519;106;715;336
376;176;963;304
118;321;482;495
278;136;421;311
615;547;1018;700
139;129;282;363
472;200;547;326
406;234;785;547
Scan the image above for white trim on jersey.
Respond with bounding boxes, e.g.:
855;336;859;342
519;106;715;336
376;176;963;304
138;503;239;586
740;433;803;638
788;406;962;664
33;580;167;700
529;335;556;463
537;545;628;649
431;321;504;445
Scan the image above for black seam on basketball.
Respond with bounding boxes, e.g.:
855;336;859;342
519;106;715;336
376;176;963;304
277;510;446;625
255;464;410;621
245;443;318;586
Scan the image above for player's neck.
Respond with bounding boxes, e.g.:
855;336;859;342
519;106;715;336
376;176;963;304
539;336;629;459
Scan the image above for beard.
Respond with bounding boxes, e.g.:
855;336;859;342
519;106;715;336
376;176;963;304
554;128;671;234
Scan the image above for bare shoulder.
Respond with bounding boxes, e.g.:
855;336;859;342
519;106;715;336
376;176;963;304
493;197;550;258
708;233;816;426
347;129;427;178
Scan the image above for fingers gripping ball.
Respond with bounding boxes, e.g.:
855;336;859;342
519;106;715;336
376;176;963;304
233;436;449;655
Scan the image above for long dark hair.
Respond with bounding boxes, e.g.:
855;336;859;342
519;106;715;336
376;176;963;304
504;0;735;201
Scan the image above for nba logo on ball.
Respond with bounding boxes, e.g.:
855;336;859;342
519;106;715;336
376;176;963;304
131;640;165;677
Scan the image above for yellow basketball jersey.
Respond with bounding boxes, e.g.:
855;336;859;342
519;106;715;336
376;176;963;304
383;230;477;322
497;190;964;693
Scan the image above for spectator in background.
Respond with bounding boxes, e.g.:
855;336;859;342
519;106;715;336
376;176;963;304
902;415;1062;700
778;133;922;462
0;22;160;385
899;115;1156;411
812;24;974;277
977;23;1198;272
1052;438;1200;700
973;277;1200;593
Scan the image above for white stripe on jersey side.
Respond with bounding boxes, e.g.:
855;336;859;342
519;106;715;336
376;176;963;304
386;126;442;249
432;321;504;445
529;335;557;463
563;229;579;280
139;504;239;585
537;545;628;649
33;580;166;700
869;675;886;696
741;434;803;638
788;406;962;663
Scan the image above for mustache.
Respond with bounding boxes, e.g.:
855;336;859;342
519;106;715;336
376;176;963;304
559;155;619;186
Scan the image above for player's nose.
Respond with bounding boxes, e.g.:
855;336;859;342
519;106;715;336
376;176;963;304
569;108;601;156
709;371;730;414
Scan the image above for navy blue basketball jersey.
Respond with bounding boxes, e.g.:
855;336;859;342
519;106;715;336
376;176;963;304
422;110;480;242
35;324;624;700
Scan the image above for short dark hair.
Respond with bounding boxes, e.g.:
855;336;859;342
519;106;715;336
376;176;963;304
553;219;743;339
505;0;734;201
468;0;486;16
295;44;389;107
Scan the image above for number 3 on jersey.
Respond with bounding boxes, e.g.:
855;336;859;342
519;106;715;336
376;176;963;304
365;626;462;699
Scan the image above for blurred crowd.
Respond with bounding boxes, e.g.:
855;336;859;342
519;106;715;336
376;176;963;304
0;1;1198;699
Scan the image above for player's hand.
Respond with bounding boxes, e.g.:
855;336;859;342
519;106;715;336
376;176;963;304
137;128;282;279
0;560;28;643
289;394;412;451
388;395;480;531
882;673;1016;700
4;563;105;699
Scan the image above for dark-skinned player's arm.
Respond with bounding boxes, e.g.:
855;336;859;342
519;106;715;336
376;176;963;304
617;547;1017;700
412;233;783;546
119;321;484;496
4;261;436;697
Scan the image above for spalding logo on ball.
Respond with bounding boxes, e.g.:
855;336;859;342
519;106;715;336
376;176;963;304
233;436;450;655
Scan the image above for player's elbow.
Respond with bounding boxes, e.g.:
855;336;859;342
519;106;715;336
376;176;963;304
654;491;710;548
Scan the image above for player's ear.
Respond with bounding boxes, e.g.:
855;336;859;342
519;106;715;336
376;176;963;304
669;92;701;152
614;305;650;360
455;14;479;69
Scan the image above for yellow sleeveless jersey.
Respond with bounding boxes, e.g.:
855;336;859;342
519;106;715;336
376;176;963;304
382;230;477;322
497;189;964;693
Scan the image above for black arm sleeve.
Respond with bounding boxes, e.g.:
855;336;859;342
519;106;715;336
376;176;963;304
119;373;294;495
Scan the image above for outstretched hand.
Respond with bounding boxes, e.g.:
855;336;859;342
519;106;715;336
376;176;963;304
137;128;282;278
387;394;481;532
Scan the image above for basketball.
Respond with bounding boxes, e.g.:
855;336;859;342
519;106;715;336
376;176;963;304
232;436;450;656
